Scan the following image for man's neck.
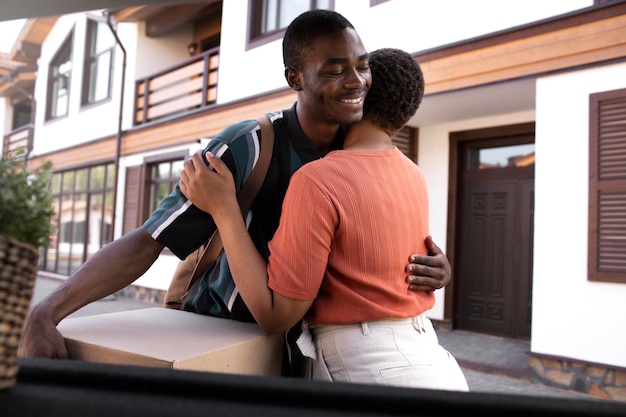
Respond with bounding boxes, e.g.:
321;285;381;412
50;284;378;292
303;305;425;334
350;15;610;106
295;104;341;155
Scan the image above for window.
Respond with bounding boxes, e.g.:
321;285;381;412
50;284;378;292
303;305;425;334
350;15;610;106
46;32;73;120
123;152;186;235
588;88;626;283
468;143;535;170
82;18;115;106
12;100;32;129
148;158;185;216
41;163;115;276
248;0;333;48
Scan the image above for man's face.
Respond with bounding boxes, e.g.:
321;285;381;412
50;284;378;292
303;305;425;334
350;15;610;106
296;28;371;127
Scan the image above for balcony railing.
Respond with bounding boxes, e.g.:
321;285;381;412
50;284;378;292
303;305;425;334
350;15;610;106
2;124;33;158
134;46;219;125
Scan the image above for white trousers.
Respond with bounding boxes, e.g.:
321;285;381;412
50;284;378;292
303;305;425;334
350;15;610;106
301;315;469;391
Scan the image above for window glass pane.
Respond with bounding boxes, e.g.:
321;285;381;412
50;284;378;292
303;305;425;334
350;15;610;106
41;163;114;276
74;192;87;223
154;162;171;179
92;51;111;102
279;0;308;28
316;0;332;10
152;183;170;210
106;163;115;185
147;159;184;213
262;0;278;32
53;53;72;118
90;165;105;189
171;160;184;177
51;172;62;193
94;21;114;54
469;143;535;170
75;168;89;191
102;190;114;245
73;221;85;244
62;171;75;192
85;19;114;104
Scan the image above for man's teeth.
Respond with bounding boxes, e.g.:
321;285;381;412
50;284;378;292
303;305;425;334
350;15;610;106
341;98;361;104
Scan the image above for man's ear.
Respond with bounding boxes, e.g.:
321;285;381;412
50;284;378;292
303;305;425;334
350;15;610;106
285;67;303;91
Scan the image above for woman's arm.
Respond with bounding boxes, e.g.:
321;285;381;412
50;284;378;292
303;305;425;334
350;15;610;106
179;150;311;333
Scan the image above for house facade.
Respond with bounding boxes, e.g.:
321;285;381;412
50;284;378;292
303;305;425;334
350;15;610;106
1;0;625;400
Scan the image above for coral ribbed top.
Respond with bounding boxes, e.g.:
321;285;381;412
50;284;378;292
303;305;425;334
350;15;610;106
267;147;434;324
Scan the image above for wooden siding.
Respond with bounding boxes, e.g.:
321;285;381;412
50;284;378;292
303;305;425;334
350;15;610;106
417;5;626;95
121;90;297;156
35;138;117;169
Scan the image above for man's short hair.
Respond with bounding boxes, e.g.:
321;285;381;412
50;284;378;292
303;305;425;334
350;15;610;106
283;9;355;71
364;48;425;134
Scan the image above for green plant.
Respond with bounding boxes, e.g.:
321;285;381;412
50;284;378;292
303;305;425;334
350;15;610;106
0;151;55;248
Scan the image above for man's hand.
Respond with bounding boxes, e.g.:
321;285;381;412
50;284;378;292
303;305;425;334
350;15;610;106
406;236;451;292
18;228;164;359
18;304;69;359
179;150;238;219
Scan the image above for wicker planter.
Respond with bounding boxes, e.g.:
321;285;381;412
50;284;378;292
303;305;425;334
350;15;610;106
0;234;39;389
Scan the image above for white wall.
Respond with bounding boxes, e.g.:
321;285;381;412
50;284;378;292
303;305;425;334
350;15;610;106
216;0;592;104
31;14;194;157
132;21;192;80
532;62;626;367
216;0;286;103
337;0;593;54
32;12;121;156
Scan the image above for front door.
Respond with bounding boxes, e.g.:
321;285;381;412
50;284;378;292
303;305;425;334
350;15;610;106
452;124;535;338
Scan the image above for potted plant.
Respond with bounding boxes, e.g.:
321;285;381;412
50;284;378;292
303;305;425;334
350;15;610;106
0;150;54;389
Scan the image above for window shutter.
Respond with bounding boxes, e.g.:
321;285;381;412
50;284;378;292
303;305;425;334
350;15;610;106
393;126;418;162
123;165;142;235
589;88;626;282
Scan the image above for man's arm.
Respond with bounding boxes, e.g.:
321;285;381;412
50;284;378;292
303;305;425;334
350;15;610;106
179;151;311;334
406;235;451;292
19;228;164;358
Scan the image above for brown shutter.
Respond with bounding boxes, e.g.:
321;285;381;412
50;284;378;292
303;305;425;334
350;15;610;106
123;165;142;235
393;126;418;162
588;88;626;282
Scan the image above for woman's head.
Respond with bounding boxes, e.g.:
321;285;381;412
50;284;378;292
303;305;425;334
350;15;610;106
363;48;424;135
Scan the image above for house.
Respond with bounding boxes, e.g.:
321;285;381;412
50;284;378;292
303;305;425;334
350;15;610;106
1;0;625;400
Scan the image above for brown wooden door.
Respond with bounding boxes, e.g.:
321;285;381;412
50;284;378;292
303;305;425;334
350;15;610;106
453;128;534;338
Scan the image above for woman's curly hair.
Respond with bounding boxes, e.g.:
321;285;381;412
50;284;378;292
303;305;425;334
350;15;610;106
364;48;424;135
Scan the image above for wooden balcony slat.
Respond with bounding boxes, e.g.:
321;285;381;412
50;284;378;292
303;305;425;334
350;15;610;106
208;71;217;85
148;77;204;105
208;54;219;68
147;60;205;92
206;87;217;103
140;91;204;121
3;125;33;157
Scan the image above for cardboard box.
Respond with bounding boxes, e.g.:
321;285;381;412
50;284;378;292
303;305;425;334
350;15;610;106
58;307;283;376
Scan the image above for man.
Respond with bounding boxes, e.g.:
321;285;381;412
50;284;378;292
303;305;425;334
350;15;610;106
19;10;451;376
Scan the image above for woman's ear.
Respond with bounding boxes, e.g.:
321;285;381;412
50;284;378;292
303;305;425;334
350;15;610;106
285;67;303;91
